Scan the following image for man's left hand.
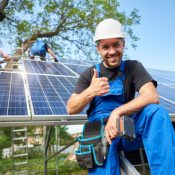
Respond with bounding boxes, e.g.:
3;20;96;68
105;110;121;144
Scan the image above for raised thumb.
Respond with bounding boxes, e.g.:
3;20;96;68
92;69;98;79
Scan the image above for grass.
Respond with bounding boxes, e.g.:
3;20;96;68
0;155;87;175
0;154;150;175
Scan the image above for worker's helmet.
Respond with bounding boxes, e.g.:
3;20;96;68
93;18;126;42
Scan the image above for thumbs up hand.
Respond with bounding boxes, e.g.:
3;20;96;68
89;69;110;96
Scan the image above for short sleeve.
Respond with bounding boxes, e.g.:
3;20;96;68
74;66;94;94
132;61;157;92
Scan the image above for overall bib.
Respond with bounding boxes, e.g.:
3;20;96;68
88;61;175;175
88;61;126;175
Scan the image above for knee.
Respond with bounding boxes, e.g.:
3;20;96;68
143;104;165;112
142;104;169;122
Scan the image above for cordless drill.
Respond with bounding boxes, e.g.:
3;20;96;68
101;116;136;159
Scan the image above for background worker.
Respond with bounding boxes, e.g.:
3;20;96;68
0;48;11;61
0;48;11;68
67;19;175;175
29;39;58;62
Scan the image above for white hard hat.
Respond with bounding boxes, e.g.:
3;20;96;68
93;18;126;42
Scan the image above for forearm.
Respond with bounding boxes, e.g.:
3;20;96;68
67;88;95;114
113;91;159;117
105;89;159;144
47;49;56;59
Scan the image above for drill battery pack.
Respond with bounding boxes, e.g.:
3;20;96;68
118;116;136;140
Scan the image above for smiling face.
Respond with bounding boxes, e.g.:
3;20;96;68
97;38;125;68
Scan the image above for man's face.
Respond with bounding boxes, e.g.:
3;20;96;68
97;38;125;68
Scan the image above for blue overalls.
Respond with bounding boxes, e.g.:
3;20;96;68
88;61;175;175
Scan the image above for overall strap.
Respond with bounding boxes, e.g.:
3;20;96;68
95;63;100;78
117;60;125;81
95;61;125;80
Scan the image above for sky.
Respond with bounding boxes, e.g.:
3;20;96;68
118;0;175;71
1;0;175;71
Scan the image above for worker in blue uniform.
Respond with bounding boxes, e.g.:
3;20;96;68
67;18;175;175
29;39;58;62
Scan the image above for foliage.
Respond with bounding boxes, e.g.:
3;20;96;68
28;146;43;158
0;128;11;159
0;157;12;173
50;126;74;145
59;125;74;145
0;155;87;175
0;0;140;62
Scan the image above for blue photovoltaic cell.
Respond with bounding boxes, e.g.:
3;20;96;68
64;64;90;75
0;72;11;115
27;74;85;116
27;74;53;115
48;76;74;106
60;58;90;65
0;72;28;116
159;98;175;113
24;60;77;76
157;84;175;113
49;76;87;114
23;59;34;73
148;69;175;84
157;84;175;102
8;73;28;115
38;75;66;114
147;69;175;113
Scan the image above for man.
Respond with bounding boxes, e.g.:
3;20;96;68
29;39;58;62
67;19;175;175
0;48;11;68
0;48;10;61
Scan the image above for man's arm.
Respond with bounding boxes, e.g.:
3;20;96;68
105;82;159;144
0;48;10;61
3;55;10;61
47;48;58;62
67;69;110;114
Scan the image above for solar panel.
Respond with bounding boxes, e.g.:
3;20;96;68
1;58;175;123
59;58;90;65
159;98;175;113
64;64;90;75
23;60;77;76
148;69;175;84
149;69;175;115
0;72;29;121
157;84;175;102
27;73;86;120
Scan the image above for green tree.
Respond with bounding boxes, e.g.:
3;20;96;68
0;0;9;13
0;0;140;62
50;126;73;146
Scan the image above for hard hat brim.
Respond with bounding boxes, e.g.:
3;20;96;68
93;33;126;42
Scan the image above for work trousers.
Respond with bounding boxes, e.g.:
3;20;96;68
89;104;175;175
